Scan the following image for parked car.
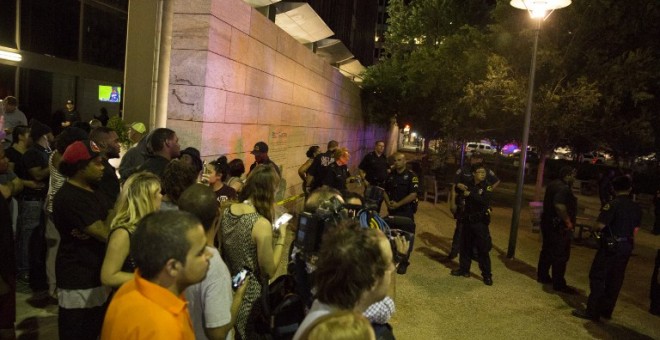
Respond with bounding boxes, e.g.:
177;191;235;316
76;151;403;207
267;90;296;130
465;142;496;156
580;152;606;164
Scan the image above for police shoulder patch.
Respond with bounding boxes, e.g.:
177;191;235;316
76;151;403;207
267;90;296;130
486;186;493;192
602;204;610;211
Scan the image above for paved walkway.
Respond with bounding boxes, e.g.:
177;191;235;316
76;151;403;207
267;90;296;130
13;181;660;339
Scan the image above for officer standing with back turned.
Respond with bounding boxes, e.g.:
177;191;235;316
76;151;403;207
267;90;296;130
572;176;642;321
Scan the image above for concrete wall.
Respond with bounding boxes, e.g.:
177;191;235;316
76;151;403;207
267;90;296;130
166;0;387;196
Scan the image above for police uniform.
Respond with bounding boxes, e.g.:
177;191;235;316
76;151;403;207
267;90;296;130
322;162;349;192
448;166;499;258
358;151;389;187
385;168;419;274
457;180;494;281
385;169;419;221
537;178;577;290
585;195;641;319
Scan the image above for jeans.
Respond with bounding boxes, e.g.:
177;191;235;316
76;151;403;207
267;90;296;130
16;198;47;290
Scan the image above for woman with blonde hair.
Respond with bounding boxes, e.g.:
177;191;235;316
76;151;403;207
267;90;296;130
100;172;162;287
301;310;376;340
221;164;287;340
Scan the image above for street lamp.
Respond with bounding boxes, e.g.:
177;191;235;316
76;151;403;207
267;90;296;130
507;0;571;258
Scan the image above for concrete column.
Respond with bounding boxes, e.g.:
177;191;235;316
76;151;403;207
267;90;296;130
123;0;172;129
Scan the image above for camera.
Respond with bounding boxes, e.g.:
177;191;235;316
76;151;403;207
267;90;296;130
295;196;346;261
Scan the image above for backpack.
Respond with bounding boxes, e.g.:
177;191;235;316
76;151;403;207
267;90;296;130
257;274;306;340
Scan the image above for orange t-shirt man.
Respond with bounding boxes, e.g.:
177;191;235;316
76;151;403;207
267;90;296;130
101;271;195;340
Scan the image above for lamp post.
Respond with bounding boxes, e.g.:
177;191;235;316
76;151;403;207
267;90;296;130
507;0;571;258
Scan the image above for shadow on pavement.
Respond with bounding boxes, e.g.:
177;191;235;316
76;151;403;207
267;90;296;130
16;315;57;340
583;320;655;340
492;245;538;281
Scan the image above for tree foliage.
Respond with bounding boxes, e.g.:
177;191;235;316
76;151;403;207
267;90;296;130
362;0;660;164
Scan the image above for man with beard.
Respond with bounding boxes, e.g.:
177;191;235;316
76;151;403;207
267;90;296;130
53;140;113;339
90;127;121;203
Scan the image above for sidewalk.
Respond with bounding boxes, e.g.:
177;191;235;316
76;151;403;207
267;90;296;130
392;181;660;339
13;181;660;339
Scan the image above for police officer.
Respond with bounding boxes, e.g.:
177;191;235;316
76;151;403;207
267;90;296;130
384;152;419;220
537;166;578;294
572;176;642;321
358;140;389;187
384;152;419;274
322;147;350;193
447;152;499;260
450;164;494;285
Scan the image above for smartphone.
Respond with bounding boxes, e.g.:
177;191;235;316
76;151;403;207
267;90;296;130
232;268;250;290
273;213;293;230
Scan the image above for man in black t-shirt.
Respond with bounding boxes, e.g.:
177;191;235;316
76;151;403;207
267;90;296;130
248;141;280;176
306;140;338;192
17;121;52;289
90;127;121;203
537;166;578;294
139;128;181;178
53;140;112;340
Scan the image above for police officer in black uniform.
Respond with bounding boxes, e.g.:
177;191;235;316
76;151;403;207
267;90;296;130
384;152;419;274
450;164;494;285
448;152;499;260
322;147;350;193
537;166;578;294
358;140;389;187
572;176;642;321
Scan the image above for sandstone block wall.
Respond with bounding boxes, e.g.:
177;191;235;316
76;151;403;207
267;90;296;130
166;0;387;197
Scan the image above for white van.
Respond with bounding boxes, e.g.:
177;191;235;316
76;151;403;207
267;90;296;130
465;142;496;156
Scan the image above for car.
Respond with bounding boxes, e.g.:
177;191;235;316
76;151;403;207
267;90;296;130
580;152;606;164
465;142;496;156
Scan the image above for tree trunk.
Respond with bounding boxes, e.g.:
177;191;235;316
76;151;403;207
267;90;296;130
534;153;547;201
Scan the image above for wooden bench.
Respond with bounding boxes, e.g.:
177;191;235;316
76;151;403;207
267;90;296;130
575;207;600;244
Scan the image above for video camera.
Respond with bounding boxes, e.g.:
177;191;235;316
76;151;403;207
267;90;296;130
294;195;413;262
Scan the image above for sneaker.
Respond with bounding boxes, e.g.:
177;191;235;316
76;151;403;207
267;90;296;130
396;262;409;275
450;269;469;277
483;277;493;286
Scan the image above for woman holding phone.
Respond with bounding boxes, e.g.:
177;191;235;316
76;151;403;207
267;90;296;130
220;165;287;340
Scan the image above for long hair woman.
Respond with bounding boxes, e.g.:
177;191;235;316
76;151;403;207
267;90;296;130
298;145;320;194
226;158;246;193
220;164;287;340
100;172;162;287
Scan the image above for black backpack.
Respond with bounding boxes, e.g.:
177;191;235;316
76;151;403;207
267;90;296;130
257;274;306;340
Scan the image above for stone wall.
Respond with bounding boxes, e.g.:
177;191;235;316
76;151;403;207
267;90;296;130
166;0;387;197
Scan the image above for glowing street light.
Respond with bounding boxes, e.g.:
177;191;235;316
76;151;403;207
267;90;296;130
507;0;571;258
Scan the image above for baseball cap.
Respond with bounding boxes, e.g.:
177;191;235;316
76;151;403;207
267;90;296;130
131;122;147;134
62;140;102;164
250;141;269;154
66;99;74;104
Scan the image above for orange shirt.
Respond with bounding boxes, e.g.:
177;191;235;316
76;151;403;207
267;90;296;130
101;271;194;340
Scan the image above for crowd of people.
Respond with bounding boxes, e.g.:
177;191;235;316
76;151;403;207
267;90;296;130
1;93;658;339
0;103;420;340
